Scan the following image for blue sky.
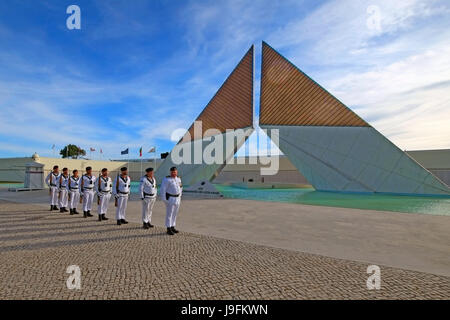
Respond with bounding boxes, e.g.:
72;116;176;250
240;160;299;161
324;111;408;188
0;0;449;159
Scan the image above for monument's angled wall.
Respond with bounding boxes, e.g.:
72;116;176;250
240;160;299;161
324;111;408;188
259;42;450;195
155;46;255;185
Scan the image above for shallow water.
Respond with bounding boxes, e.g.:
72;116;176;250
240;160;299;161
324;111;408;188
214;185;450;216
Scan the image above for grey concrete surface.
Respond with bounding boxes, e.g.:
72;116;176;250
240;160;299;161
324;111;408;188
0;200;449;300
1;189;449;277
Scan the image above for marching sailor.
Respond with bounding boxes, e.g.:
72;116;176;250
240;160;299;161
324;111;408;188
96;168;112;222
45;165;60;211
58;167;70;213
114;167;131;226
68;169;81;215
139;167;157;229
160;166;182;235
80;166;96;218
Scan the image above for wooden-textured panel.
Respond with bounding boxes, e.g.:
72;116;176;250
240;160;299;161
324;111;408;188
260;42;369;127
180;46;254;143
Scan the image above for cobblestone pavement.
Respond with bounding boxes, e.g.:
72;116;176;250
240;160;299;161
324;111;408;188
0;200;449;300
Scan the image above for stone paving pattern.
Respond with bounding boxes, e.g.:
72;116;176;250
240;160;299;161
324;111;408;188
0;200;449;300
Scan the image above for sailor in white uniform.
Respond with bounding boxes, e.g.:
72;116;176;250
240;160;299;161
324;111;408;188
80;166;96;218
160;166;182;235
45;165;60;211
114;167;131;225
96;168;112;222
68;169;81;215
139;167;157;229
58;167;70;213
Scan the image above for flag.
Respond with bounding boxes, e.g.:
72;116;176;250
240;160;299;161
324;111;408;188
148;146;156;153
139;147;142;157
121;148;129;155
90;147;96;152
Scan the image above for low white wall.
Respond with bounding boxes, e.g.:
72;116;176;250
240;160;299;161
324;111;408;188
0;156;161;183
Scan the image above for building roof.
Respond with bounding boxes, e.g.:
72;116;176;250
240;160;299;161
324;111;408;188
406;149;450;169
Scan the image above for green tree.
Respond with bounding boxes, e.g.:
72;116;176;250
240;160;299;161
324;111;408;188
60;144;86;159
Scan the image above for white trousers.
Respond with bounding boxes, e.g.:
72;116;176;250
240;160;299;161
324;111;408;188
82;190;95;212
98;193;111;215
116;195;128;220
142;197;156;223
165;196;181;227
59;189;68;208
69;191;80;209
49;187;59;206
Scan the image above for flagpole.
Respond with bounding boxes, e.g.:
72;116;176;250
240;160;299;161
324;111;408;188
154;148;156;170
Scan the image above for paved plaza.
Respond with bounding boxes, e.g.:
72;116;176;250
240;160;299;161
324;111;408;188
2;189;450;277
0;199;449;299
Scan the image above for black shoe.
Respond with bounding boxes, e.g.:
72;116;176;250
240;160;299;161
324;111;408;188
50;205;54;211
83;211;87;218
70;209;74;215
167;227;175;235
98;215;102;221
148;223;154;228
74;209;80;214
117;220;121;225
102;214;108;221
87;212;93;217
54;206;59;211
60;208;64;213
143;222;149;229
171;227;179;234
121;219;128;224
63;207;69;212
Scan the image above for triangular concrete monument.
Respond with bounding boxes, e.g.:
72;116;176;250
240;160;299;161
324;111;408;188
259;42;450;196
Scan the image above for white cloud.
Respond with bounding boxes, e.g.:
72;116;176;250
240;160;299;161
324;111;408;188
1;0;449;160
264;0;450;150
